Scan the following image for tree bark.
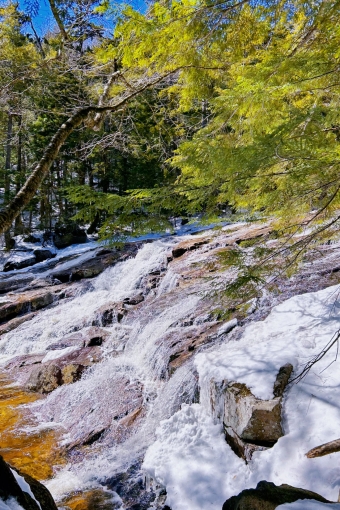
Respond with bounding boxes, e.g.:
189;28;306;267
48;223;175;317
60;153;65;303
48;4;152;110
47;0;68;41
306;438;340;458
0;71;175;235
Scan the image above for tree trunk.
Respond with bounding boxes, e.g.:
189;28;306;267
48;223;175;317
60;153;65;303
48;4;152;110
0;71;177;235
4;113;13;249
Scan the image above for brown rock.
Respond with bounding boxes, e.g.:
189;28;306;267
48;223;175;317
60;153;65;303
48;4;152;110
172;238;209;258
0;312;37;336
25;364;62;393
123;293;144;305
61;363;85;384
273;363;293;397
0;283;71;324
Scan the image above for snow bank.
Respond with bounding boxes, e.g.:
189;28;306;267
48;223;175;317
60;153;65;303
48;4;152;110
143;284;340;508
277;501;340;509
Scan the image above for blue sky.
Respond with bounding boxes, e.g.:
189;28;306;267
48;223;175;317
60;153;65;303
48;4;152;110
16;0;145;37
18;0;56;35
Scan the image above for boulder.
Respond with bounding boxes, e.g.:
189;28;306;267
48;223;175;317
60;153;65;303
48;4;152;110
0;454;57;510
222;481;332;510
172;237;209;258
4;255;36;272
53;222;87;249
25;364;62;393
24;346;102;393
210;365;293;461
23;234;40;243
33;248;56;263
51;244;139;282
0;290;54;322
93;302;127;326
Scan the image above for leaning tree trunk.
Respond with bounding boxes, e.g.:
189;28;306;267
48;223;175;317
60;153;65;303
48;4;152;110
4;113;13;249
0;70;177;235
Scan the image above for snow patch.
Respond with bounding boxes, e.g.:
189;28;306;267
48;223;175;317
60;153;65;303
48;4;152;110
144;284;340;508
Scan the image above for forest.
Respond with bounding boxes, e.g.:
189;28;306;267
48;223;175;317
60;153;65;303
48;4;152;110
0;0;339;252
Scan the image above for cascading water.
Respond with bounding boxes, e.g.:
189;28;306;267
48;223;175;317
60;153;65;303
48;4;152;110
0;238;207;506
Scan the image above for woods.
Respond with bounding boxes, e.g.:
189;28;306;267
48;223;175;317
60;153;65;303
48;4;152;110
0;0;339;248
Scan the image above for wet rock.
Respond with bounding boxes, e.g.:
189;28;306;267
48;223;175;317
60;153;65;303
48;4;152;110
4;255;36;272
51;243;139;282
0;454;58;510
46;328;108;350
0;290;54;322
0;312;37;336
84;327;109;346
123;294;144;306
222;481;332;510
53;222;87;249
24;345;102;393
93;302;127;326
172;237;209;258
25;364;62;393
107;462;156;510
16;469;58;510
33;248;56;263
217;319;238;336
61;363;85;384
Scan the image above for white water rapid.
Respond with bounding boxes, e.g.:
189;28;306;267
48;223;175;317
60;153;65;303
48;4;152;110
0;239;205;505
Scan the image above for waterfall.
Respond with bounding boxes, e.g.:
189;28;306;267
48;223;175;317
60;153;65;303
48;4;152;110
0;238;203;501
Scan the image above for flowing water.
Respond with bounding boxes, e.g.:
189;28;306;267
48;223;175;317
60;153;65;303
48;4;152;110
0;238;212;508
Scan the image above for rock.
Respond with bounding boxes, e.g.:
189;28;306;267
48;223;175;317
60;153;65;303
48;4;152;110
46;327;108;350
210;369;291;461
217;319;238;336
0;312;37;336
93;302;127;326
123;294;144;305
33;248;56;263
53;222;87;249
273;363;293;397
61;363;85;384
172;237;209;258
51;243;139;282
222;382;283;456
84;327;109;346
24;346;102;393
0;454;57;510
0;290;54;322
15;469;58;510
25;364;62;393
222;481;332;510
4;255;36;272
23;234;40;243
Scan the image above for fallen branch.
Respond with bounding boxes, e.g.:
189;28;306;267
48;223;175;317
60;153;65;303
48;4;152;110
306;438;340;458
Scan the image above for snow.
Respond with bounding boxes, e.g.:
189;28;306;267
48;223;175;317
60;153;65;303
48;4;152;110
0;498;25;510
41;346;80;363
143;284;340;509
143;404;245;510
277;501;340;509
10;469;42;510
